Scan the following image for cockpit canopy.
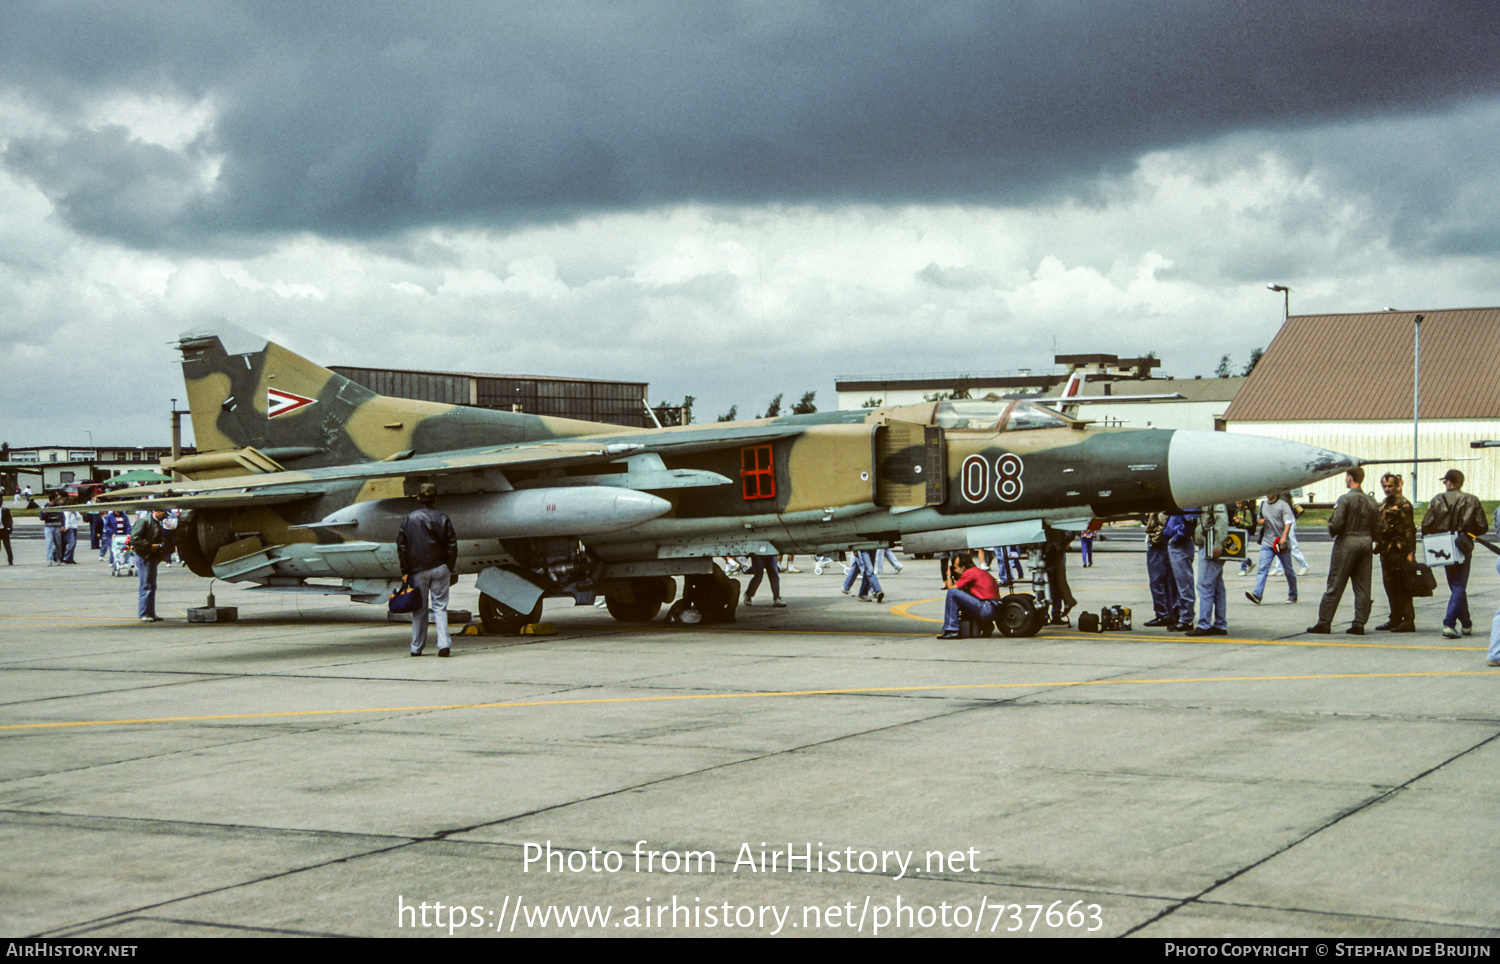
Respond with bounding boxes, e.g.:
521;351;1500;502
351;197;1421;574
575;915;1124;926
933;399;1074;433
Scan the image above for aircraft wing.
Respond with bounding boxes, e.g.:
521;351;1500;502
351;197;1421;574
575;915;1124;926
94;425;807;511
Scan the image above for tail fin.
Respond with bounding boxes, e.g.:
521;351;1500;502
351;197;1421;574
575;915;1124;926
178;323;474;473
176;323;609;476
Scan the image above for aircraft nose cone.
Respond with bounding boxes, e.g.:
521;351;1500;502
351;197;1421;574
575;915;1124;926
1167;431;1358;509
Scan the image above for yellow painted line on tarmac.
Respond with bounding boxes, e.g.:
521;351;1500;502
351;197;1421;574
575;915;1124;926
890;598;940;623
3;669;1495;732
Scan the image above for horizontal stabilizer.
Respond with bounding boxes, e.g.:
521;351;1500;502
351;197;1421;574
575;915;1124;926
95;487;325;512
168;446;289;480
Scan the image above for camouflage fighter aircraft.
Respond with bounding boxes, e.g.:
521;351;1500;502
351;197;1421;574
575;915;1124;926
98;325;1358;636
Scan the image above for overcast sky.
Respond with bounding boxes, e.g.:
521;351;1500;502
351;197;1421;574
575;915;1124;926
4;1;1499;447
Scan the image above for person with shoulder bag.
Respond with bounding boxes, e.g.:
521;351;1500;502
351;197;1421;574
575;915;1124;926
398;483;459;656
1421;469;1489;639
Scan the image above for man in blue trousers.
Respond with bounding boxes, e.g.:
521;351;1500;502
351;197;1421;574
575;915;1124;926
1164;508;1199;631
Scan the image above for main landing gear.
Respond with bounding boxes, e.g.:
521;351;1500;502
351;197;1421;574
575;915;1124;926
603;576;675;623
666;570;740;625
598;570;741;625
476;567;741;633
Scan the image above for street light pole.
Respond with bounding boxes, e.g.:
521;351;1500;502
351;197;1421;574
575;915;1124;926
1267;284;1290;326
1412;314;1423;495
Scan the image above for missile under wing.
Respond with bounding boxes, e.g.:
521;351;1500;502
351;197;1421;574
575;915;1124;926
98;325;1358;635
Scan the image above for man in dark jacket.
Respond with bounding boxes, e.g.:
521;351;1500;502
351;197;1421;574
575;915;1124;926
1307;468;1378;635
40;493;63;565
131;508;169;621
1421;469;1489;639
397;483;459;656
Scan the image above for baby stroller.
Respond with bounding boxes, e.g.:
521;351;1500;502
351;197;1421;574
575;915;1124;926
110;534;136;577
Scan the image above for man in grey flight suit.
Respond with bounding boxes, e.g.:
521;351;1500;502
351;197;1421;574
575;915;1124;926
1307;467;1378;635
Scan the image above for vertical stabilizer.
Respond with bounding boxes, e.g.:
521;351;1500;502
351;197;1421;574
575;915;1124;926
176;323;613;475
177;323;450;469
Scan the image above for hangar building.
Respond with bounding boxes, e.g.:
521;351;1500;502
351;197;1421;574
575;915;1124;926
1223;307;1500;503
329;366;661;428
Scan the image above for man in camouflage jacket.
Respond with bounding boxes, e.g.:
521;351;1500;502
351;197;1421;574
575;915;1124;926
1373;473;1417;632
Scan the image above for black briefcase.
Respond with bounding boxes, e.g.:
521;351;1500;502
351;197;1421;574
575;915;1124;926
1402;561;1438;598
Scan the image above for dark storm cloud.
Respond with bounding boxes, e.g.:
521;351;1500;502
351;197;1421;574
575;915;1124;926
4;0;1499;245
5;126;214;243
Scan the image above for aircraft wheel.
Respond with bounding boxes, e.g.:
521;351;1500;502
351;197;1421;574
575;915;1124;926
605;595;663;622
995;596;1043;638
479;593;543;635
604;576;671;622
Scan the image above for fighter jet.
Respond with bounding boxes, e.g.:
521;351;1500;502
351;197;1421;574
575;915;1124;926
98;325;1358;636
